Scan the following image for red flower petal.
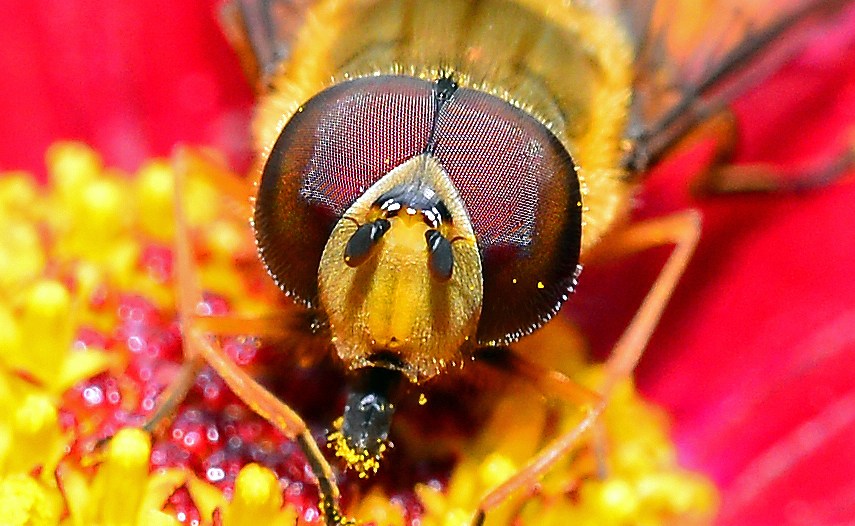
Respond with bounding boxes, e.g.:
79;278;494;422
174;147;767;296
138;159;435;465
2;2;854;525
0;0;253;177
571;7;855;526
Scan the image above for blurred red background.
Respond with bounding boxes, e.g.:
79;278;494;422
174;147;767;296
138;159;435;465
1;1;854;525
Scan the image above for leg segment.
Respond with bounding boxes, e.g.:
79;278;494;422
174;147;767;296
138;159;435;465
697;144;855;194
662;109;855;195
164;148;350;525
471;209;702;525
474;345;600;409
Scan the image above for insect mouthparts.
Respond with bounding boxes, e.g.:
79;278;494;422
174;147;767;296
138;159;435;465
328;367;403;477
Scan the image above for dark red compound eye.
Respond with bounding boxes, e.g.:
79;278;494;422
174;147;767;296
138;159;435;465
254;75;582;346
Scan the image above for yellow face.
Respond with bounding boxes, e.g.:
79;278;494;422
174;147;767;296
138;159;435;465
318;154;482;383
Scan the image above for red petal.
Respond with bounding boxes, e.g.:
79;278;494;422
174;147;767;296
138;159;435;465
2;2;854;525
0;0;253;177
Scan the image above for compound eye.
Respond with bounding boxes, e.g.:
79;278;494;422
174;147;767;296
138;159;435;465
344;219;391;267
425;229;453;281
254;74;582;344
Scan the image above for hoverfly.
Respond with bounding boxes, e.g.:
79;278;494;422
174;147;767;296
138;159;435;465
153;1;855;524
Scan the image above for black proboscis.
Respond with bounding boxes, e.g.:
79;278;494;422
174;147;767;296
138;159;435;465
340;367;403;459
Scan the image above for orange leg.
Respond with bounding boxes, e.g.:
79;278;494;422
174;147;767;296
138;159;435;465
675;111;855;195
476;337;613;480
471;209;702;526
474;344;601;411
189;312;294;338
184;147;257;222
166;148;350;526
699;145;855;194
647;108;855;195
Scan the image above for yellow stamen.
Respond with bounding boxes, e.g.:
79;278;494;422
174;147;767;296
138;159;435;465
135;160;175;242
9;394;63;476
93;428;151;526
0;220;45;293
138;509;183;526
224;463;297;526
46;142;102;202
0;473;62;526
19;280;72;386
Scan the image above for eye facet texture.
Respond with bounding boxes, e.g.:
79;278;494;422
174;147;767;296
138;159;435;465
255;75;582;344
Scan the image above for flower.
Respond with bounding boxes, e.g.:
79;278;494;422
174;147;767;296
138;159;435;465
1;2;854;526
0;140;717;526
567;6;855;526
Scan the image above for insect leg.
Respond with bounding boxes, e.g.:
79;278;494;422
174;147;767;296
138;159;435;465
475;338;613;479
697;143;855;194
471;209;702;526
181;148;257;226
664;108;855;194
140;311;311;436
189;312;294;338
474;342;600;410
140;354;206;436
171;147;350;526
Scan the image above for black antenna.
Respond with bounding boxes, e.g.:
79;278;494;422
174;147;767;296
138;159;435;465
424;76;458;154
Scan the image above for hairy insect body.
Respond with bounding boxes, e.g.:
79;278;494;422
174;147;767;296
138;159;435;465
209;0;855;521
254;0;634;379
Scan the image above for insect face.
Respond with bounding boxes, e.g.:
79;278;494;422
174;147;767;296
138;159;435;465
253;70;586;470
318;152;483;382
254;73;585;378
220;0;855;522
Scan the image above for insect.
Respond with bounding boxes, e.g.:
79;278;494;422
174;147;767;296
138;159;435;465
152;0;855;524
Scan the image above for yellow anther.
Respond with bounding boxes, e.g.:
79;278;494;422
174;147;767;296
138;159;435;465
234;463;281;508
0;305;22;373
635;471;718;516
596;478;640;522
0;171;39;218
104;238;142;290
224;464;286;526
106;427;151;470
94;428;151;526
0;220;46;293
206;219;247;260
19;280;72;385
13;394;58;438
78;177;130;241
139;509;183;526
8;394;63;475
478;452;516;489
0;473;63;526
46;141;102;200
354;488;405;526
184;174;220;227
135;160;175;241
442;507;471;526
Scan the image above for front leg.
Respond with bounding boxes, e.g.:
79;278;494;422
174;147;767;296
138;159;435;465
472;209;702;526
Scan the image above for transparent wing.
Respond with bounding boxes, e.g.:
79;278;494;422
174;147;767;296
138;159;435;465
218;0;317;91
587;0;855;172
221;0;855;168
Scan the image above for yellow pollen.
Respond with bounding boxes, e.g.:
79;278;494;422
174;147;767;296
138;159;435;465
328;421;387;479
